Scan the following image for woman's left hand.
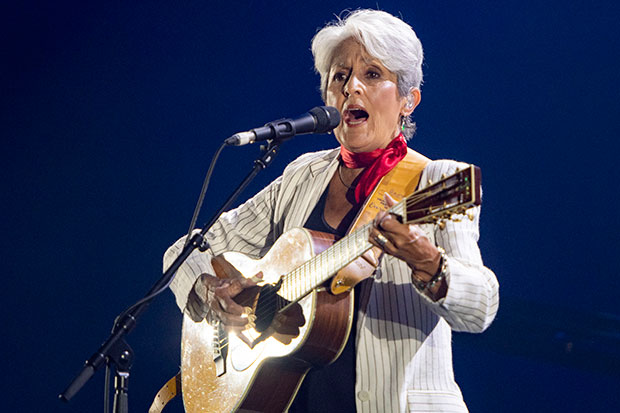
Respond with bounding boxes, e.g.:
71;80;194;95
368;193;441;279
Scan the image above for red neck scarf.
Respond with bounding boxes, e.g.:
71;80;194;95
339;134;408;203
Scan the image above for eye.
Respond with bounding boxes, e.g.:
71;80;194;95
332;71;347;82
366;70;381;79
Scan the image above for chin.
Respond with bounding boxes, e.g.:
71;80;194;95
346;142;377;153
344;135;392;153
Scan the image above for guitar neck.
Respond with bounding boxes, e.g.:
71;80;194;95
278;164;480;305
278;222;374;303
279;200;407;303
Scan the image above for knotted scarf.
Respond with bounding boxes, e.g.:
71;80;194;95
339;133;408;203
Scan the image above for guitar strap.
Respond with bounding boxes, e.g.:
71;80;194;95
350;148;431;230
149;372;181;413
330;148;430;294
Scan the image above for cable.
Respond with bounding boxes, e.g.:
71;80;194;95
112;141;228;331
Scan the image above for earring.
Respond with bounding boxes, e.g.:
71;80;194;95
401;116;406;132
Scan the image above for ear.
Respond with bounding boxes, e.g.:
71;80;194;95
401;88;421;117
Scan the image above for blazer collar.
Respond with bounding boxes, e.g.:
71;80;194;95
308;147;340;177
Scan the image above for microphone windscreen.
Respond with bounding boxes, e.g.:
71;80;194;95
311;106;341;133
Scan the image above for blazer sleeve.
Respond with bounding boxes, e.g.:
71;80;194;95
164;175;282;314
415;159;499;333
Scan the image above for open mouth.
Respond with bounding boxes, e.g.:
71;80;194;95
344;108;369;126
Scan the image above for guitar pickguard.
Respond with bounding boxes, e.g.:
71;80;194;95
230;332;266;372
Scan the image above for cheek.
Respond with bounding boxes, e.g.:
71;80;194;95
375;83;401;105
325;89;340;108
372;86;402;122
324;90;344;138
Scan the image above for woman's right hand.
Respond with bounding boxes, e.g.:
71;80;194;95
187;272;261;329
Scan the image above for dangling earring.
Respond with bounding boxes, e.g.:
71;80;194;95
401;116;406;132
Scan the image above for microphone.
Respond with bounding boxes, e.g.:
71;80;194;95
225;106;340;146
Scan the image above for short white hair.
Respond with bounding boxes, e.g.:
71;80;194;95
311;9;424;138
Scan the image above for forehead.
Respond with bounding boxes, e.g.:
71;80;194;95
329;38;383;69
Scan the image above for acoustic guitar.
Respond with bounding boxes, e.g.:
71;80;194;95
179;165;481;412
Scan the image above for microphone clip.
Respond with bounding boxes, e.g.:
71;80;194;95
264;118;295;142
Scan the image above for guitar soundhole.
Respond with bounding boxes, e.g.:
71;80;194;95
255;282;287;332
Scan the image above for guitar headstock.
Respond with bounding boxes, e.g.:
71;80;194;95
403;164;481;227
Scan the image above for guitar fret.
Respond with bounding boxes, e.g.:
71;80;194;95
287;220;399;301
336;242;341;275
305;258;313;294
263;166;479;309
346;233;352;261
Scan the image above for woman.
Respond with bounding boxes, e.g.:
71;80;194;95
166;9;499;413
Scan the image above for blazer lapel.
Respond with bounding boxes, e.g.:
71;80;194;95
282;148;339;231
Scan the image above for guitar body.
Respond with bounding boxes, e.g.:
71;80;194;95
180;228;355;413
176;165;482;412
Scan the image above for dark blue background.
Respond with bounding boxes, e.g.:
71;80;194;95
3;1;620;411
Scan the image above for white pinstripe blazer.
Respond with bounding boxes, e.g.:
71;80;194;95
165;148;499;413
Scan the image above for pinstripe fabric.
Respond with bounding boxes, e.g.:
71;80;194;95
164;148;499;413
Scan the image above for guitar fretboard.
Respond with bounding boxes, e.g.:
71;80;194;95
278;201;406;304
272;164;478;309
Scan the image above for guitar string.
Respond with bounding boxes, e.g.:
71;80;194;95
246;220;375;323
244;177;441;320
248;196;440;323
246;185;441;322
211;174;472;351
238;174;469;326
213;172;472;350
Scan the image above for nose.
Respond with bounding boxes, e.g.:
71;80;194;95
343;74;362;97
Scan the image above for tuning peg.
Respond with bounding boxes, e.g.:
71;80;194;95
452;217;462;223
427;179;434;186
438;220;446;230
467;210;475;221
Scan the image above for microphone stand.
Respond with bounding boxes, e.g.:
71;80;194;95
60;139;283;411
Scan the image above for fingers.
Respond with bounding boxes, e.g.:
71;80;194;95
194;272;306;335
210;297;249;328
377;210;411;232
248;271;264;284
384;192;397;207
369;226;396;255
193;272;263;328
371;212;409;248
214;279;247;314
369;219;441;276
369;213;431;261
369;226;387;248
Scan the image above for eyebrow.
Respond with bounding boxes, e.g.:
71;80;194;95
331;55;383;69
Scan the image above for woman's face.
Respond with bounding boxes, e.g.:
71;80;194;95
325;38;417;153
